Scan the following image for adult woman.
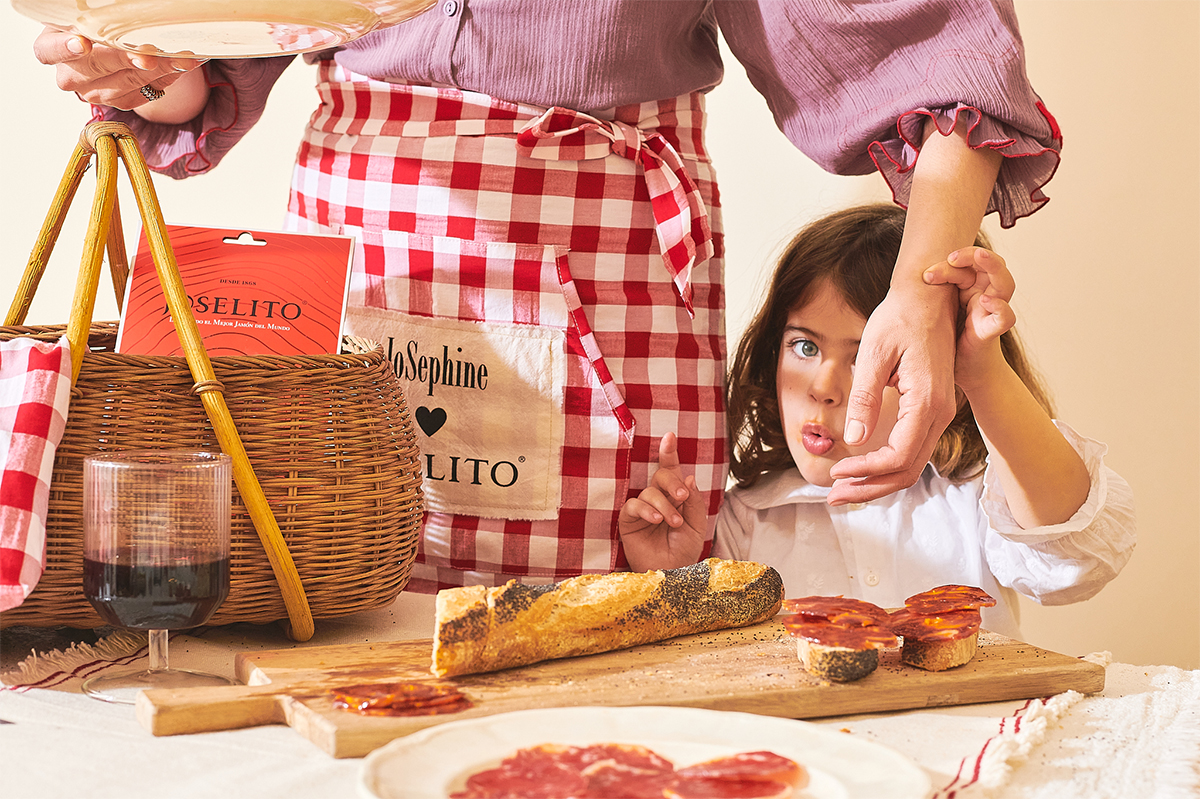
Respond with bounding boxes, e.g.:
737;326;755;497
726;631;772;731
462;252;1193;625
33;2;1061;592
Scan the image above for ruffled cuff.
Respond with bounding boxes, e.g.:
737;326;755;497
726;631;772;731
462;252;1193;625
979;420;1108;543
868;103;1062;229
92;56;294;180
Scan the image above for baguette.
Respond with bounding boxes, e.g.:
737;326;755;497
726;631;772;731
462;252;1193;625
431;558;784;678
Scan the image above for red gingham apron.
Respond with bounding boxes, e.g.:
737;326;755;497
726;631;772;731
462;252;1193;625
285;62;727;591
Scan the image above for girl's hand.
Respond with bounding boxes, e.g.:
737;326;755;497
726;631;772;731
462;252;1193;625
923;246;1016;392
617;433;707;573
33;26;205;114
929;247;1090;528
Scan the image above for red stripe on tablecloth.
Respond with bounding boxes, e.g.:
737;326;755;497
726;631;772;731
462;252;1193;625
934;697;1042;798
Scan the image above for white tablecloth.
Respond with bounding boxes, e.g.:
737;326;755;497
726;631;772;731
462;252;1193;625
2;592;1198;799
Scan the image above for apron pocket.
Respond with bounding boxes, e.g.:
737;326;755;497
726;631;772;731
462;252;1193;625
343;228;631;524
351;306;565;518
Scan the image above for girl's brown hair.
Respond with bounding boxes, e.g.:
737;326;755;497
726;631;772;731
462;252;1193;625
727;203;1054;488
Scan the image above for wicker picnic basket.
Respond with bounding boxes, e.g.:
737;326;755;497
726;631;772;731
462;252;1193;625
0;122;424;640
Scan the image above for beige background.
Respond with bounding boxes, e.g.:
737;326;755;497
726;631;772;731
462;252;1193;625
1;2;1196;668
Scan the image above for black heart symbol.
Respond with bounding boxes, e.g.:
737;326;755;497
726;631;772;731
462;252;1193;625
416;406;447;437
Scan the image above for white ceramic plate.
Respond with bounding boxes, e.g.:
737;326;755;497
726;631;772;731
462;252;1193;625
11;0;436;58
359;706;932;799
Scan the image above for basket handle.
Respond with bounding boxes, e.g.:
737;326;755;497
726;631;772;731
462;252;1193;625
9;122;315;642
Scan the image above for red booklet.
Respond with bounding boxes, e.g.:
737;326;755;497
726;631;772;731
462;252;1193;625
116;225;353;357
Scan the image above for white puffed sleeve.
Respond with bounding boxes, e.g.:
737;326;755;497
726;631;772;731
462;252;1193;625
981;421;1136;605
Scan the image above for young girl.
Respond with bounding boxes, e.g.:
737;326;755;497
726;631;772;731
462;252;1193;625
618;204;1135;638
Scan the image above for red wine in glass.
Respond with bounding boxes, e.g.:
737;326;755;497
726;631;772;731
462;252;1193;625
81;450;235;704
83;554;230;630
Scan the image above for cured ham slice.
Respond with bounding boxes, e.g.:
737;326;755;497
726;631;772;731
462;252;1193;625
562;743;676;775
451;744;804;799
454;751;588;799
675;751;808;789
584;762;678;799
662;778;793;799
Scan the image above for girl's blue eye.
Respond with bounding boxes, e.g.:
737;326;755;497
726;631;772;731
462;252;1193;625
792;339;818;358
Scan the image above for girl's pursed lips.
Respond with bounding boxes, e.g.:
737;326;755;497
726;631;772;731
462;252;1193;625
802;421;835;440
801;421;837;456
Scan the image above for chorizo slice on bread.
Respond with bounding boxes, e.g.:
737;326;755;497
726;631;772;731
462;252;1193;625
893;585;996;671
902;585;997;615
431;558;784;678
780;596;898;683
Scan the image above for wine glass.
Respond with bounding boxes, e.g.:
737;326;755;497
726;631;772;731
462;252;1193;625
81;450;235;704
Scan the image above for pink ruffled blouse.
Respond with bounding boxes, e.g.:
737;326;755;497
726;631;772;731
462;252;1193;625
97;0;1062;227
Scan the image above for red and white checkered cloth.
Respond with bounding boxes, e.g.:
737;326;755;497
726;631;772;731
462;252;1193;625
286;63;728;591
0;336;72;612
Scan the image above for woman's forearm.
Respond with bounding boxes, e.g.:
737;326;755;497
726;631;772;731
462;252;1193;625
829;115;1005;501
896;116;1003;291
909;118;1089;526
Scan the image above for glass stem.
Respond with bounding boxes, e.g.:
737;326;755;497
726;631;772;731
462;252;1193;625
148;629;169;672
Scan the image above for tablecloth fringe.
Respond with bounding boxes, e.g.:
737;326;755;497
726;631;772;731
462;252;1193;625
0;629;146;690
938;658;1200;799
935;651;1114;798
974;690;1085;794
935;686;1089;798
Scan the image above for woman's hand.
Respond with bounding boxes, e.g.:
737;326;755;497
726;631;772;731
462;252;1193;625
33;27;209;122
617;433;707;573
828;113;1003;505
827;279;959;505
923;246;1017;392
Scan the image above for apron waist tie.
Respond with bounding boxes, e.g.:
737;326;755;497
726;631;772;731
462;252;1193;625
309;65;711;317
516;107;713;317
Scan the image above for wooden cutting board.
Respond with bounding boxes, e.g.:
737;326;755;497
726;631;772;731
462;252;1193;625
136;620;1104;758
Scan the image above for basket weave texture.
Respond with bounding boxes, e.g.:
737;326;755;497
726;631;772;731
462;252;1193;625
0;322;425;628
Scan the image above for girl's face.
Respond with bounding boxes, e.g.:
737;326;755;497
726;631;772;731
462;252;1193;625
776;279;900;487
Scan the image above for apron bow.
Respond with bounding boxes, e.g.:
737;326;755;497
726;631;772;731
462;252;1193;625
516;108;714;317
